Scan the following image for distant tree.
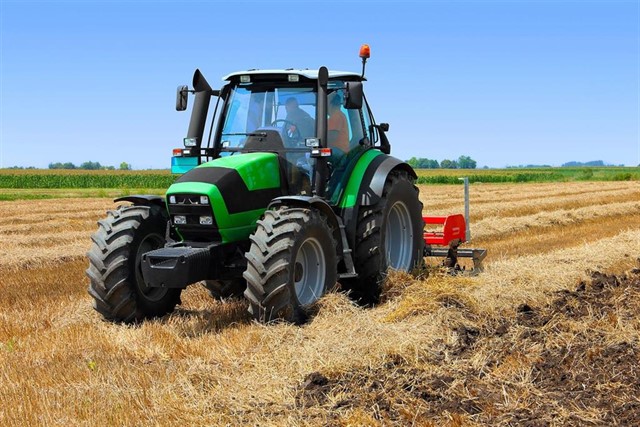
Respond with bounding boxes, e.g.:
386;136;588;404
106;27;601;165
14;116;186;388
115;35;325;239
119;162;131;170
49;162;77;169
422;158;440;169
406;157;439;169
457;155;477;169
562;160;606;167
80;161;102;170
440;159;458;169
585;160;605;167
407;157;420;168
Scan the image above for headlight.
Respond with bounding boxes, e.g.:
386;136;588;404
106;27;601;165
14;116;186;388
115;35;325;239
199;196;209;205
174;215;187;225
199;216;213;225
168;195;176;204
183;137;198;147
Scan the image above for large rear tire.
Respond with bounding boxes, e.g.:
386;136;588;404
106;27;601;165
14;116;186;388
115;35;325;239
345;171;424;305
86;204;182;323
243;207;337;323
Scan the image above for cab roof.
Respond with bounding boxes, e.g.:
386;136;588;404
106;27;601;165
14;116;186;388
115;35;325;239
223;69;365;82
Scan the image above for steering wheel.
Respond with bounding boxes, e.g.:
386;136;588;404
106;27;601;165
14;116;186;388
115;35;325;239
270;119;302;146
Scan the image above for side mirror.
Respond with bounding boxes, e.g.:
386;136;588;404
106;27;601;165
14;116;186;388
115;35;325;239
176;85;188;111
343;82;363;109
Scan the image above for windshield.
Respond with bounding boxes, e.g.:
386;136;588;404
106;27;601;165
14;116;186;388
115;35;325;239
220;85;317;150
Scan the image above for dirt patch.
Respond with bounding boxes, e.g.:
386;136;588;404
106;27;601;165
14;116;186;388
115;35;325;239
296;357;485;425
295;268;640;425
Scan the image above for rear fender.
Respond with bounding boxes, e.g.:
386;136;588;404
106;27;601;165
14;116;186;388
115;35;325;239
338;154;417;250
357;156;417;206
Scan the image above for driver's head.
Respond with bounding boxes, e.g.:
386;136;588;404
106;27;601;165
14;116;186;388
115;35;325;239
285;97;299;114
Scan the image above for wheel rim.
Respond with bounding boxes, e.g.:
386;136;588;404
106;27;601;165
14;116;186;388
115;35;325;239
293;237;326;306
135;233;168;302
384;201;413;271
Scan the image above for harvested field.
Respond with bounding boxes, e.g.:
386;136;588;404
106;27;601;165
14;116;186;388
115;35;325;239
0;181;639;426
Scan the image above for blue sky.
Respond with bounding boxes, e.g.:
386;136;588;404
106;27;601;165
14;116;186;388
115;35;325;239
1;0;638;169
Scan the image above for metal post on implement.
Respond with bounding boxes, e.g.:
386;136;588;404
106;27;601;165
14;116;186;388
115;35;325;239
459;177;470;242
423;177;487;275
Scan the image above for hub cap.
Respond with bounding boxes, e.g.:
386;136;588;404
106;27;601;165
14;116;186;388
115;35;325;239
385;201;413;271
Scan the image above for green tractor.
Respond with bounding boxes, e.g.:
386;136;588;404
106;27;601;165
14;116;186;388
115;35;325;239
87;46;425;323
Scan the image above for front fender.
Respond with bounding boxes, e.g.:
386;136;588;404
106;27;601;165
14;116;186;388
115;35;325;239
114;195;165;208
268;196;343;259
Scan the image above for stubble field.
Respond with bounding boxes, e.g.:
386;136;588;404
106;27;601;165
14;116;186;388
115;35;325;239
1;180;639;426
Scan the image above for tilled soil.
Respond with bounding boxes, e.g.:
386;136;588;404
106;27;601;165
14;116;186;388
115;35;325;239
295;268;640;426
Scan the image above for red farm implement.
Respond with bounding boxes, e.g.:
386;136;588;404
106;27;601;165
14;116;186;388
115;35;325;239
422;178;486;274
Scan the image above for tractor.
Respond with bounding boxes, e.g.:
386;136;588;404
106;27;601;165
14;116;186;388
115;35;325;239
87;45;474;324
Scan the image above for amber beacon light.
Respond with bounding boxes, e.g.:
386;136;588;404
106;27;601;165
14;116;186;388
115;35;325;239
359;44;371;77
359;44;371;59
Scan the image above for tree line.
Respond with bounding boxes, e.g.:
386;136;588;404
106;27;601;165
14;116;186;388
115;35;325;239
406;155;477;169
48;161;132;170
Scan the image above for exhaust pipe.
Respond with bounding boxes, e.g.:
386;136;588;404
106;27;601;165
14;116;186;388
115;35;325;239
186;69;213;144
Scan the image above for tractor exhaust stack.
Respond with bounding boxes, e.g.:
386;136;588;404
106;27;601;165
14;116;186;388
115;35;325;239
186;69;213;147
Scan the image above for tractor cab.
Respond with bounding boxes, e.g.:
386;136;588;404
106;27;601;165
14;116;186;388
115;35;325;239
172;66;390;203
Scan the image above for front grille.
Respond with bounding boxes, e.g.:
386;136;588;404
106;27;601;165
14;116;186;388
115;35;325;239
167;194;220;242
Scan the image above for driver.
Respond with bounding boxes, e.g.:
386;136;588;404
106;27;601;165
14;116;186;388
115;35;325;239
284;97;315;143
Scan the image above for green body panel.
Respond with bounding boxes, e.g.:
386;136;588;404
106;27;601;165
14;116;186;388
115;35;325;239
197;153;281;189
337;150;384;209
165;153;282;243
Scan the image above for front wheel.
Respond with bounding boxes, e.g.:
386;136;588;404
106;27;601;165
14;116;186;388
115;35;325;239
86;204;182;323
243;207;337;323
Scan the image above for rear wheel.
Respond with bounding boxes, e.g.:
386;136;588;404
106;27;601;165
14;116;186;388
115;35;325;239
345;171;424;304
243;207;337;323
86;204;182;323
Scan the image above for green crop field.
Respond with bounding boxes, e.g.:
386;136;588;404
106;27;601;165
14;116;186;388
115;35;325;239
414;167;640;184
0;169;175;189
0;167;637;201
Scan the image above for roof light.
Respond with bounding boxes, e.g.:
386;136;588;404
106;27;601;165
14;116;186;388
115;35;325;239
359;44;370;59
288;74;299;82
305;137;320;148
240;75;250;83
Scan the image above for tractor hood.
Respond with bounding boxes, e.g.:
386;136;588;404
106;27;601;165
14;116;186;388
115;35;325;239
166;152;284;243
